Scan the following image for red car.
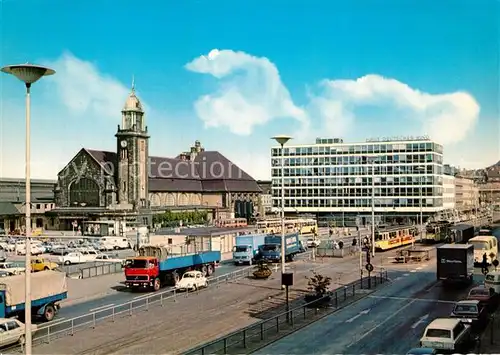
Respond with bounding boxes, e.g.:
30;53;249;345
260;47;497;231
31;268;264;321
467;285;499;311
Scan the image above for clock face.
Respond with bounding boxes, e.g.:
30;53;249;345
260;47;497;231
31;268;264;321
121;140;127;148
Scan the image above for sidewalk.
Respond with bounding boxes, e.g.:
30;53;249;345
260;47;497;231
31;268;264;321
62;273;123;306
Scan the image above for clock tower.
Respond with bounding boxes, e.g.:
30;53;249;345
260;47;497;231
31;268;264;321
115;82;149;208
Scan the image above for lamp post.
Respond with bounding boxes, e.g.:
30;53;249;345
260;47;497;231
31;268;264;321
370;158;376;257
271;135;292;287
1;64;55;355
416;166;425;243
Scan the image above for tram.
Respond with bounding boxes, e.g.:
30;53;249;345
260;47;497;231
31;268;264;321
423;221;452;243
374;225;416;251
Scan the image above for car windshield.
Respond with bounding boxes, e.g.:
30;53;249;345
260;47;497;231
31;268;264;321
262;244;278;251
125;259;148;268
183;273;195;278
426;329;451;338
233;246;248;252
454;304;478;313
469;289;488;296
470;241;489;251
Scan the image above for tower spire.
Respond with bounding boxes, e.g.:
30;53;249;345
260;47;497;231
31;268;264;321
131;75;135;92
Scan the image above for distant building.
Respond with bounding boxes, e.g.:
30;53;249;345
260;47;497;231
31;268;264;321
270;136;444;223
51;85;262;230
442;174;456;211
454;176;479;210
0;178;56;233
257;180;272;215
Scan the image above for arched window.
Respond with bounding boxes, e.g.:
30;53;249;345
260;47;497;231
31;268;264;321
69;178;100;207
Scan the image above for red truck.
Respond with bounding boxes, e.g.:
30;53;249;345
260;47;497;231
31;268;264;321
124;246;221;291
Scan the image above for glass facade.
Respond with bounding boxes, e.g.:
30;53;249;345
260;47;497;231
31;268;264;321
69;178;100;207
271;139;444;212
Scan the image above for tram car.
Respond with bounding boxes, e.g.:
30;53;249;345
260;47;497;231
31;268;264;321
423;221;452;243
374;225;417;251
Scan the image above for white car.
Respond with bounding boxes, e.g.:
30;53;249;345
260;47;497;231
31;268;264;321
95;254;124;265
174;271;208;291
0;262;25;275
420;318;472;352
58;252;86;265
16;244;43;256
0;318;37;348
306;238;321;248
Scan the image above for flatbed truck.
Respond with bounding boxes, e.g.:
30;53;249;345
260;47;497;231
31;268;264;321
124;246;221;291
0;270;68;322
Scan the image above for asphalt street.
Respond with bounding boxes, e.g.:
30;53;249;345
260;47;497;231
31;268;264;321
49;262;243;322
254;262;485;354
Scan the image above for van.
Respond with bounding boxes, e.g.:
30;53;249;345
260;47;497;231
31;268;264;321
468;236;498;265
99;237;130;250
485;270;500;294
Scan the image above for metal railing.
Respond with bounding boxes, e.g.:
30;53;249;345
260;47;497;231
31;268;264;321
3;265;255;353
316;245;357;258
185;270;389;355
79;262;123;278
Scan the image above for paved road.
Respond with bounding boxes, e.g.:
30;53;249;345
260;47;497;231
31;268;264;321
28;255;366;354
52;262;244;321
255;262;484;354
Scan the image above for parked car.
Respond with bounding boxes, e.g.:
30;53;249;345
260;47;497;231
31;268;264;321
0;262;25;275
306;238;321;248
0;318;37;348
420;318;472;353
58;252;86;265
450;300;488;329
174;271;208;291
467;285;499;311
95;254;125;265
31;257;59;272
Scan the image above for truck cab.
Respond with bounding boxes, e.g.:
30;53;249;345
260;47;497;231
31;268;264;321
259;243;281;262
233;245;254;265
124;257;160;290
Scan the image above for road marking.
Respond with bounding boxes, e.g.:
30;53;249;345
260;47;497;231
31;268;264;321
416;267;423;270
393;277;402;282
403;273;410;276
347;299;417;347
345;309;371;323
368;295;456;304
411;270;417;273
89;304;115;312
411;313;429;329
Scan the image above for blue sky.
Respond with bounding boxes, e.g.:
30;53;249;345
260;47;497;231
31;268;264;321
0;0;498;179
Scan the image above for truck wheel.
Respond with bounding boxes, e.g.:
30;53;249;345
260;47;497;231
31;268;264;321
201;265;208;276
64;261;71;265
43;304;56;322
172;271;180;284
206;264;214;276
153;278;161;291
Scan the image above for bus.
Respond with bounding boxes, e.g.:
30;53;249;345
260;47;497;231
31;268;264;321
215;218;248;228
424;221;452;243
374;226;416;251
468;235;498;266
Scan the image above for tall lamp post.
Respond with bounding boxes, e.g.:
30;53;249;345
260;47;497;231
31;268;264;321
1;64;55;355
370;158;376;257
416;166;425;243
271;135;292;287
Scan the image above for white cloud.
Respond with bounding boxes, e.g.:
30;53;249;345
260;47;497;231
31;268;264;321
311;74;480;145
0;52;133;179
44;52;130;119
185;49;309;136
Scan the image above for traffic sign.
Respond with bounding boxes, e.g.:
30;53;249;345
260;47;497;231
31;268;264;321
365;263;374;273
493;259;499;268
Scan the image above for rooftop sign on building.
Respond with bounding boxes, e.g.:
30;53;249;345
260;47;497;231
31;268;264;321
366;135;430;143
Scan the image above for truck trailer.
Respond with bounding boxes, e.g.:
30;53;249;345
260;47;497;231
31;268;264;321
124;246;221;291
232;234;267;265
260;233;301;262
448;224;475;244
436;244;474;286
0;270;67;322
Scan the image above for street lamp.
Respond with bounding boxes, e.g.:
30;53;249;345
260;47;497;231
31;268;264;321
370;158;376;257
416;166;425;243
271;135;292;287
1;63;55;355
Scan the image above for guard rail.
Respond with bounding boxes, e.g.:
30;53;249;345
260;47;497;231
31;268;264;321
3;265;255;353
79;262;123;278
185;270;389;355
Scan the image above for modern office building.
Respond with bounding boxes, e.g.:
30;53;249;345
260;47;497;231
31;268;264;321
271;136;444;223
454;176;480;210
442;174;456;210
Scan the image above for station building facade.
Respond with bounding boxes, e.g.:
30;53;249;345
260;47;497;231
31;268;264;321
52;86;262;229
